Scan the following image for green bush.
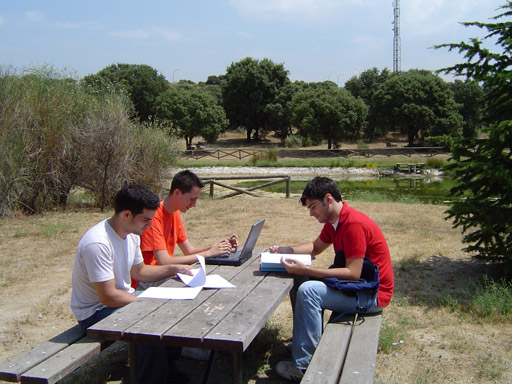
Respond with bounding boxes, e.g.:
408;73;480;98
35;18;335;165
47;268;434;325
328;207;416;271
284;134;302;148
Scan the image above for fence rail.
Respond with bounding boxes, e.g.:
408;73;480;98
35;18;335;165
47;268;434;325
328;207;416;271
182;147;448;160
202;175;290;199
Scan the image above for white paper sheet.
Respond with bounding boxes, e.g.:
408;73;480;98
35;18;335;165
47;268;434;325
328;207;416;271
260;252;312;265
177;255;236;289
138;286;202;300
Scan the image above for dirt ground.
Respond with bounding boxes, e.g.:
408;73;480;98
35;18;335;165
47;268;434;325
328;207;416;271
1;187;511;383
1;133;511;383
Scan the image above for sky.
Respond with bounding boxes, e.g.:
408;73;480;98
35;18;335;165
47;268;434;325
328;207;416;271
0;0;506;85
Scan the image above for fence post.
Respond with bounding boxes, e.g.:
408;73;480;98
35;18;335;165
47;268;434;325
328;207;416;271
209;182;214;199
286;176;290;198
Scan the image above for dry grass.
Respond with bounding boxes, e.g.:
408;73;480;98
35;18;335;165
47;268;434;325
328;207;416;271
1;195;511;383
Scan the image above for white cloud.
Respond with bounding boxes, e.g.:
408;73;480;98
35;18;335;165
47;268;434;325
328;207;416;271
25;10;45;22
109;29;151;39
229;0;357;23
151;27;184;42
54;21;101;29
401;0;501;37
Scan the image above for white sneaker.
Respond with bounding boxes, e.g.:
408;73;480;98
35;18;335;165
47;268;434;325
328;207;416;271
276;361;305;381
181;347;210;361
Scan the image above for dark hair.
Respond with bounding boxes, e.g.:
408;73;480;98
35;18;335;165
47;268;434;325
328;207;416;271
114;184;160;215
170;170;204;194
300;177;342;206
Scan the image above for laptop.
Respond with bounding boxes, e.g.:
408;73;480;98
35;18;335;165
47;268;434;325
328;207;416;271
205;219;265;266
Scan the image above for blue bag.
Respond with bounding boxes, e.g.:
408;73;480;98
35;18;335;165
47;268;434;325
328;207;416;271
322;256;380;317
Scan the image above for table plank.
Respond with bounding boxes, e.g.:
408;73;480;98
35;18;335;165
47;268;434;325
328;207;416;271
160;255;267;347
87;298;167;341
87;261;224;341
203;272;293;352
121;262;244;346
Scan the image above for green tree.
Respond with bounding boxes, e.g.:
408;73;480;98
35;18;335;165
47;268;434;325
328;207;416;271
448;79;485;138
82;63;169;121
222;57;291;141
374;70;463;146
290;82;368;149
435;2;512;268
345;67;391;140
156;83;228;148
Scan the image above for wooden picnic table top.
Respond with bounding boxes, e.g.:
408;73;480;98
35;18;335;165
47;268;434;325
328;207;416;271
87;249;293;353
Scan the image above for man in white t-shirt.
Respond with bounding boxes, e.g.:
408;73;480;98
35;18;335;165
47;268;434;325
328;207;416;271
71;184;192;384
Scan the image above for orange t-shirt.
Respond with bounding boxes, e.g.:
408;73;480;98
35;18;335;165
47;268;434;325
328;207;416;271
132;202;188;288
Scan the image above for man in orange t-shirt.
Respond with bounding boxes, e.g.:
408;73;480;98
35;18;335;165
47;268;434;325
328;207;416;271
132;170;238;289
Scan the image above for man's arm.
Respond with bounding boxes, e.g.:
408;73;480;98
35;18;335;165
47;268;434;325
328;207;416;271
281;256;363;280
130;262;192;283
272;235;330;256
92;279;137;308
153;249;200;265
178;238;233;258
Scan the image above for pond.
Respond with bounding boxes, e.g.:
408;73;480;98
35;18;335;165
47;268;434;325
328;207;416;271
237;176;464;205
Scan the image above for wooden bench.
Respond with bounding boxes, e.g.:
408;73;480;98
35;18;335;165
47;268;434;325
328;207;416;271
301;312;383;384
0;324;112;384
395;163;425;174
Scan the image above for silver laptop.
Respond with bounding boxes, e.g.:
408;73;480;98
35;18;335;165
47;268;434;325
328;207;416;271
205;219;265;266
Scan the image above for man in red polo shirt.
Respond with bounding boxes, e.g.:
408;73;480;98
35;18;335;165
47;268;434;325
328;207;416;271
270;176;394;381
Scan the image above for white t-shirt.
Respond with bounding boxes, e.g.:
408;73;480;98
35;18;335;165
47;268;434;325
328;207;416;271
70;219;143;321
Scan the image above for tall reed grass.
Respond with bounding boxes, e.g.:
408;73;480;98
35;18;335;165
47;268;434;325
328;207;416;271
0;66;179;215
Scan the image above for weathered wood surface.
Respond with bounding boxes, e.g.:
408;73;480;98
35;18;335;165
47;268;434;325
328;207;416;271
203;269;293;352
161;256;266;346
339;314;382;384
301;318;354;384
20;337;103;384
87;249;292;355
0;325;84;382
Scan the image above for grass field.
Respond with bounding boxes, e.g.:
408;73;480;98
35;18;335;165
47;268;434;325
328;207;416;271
1;193;511;383
1;132;510;383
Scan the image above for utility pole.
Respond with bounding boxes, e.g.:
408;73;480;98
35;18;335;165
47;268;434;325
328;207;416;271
392;0;401;72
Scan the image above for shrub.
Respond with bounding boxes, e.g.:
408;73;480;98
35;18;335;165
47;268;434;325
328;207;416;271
0;66;179;215
284;134;302;148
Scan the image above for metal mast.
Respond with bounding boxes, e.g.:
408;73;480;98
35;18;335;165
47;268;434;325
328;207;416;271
392;0;401;72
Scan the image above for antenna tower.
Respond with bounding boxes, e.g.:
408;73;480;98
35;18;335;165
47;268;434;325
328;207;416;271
392;0;401;72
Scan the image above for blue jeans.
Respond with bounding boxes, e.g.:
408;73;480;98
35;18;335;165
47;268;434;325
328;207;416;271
292;280;382;370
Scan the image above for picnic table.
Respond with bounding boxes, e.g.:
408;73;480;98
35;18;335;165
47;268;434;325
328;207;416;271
87;248;292;384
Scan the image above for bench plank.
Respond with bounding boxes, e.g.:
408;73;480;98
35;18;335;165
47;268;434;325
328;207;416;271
20;336;103;384
339;314;382;384
0;325;84;382
301;318;354;384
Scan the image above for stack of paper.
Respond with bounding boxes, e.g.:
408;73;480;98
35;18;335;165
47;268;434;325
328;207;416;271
260;252;312;272
138;255;235;300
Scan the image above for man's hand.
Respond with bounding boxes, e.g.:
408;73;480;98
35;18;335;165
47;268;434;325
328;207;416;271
205;238;232;257
269;245;294;254
172;264;193;276
281;257;309;275
228;234;239;251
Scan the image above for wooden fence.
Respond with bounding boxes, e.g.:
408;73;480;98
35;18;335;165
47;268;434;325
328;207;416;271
182;147;448;160
202;175;290;199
